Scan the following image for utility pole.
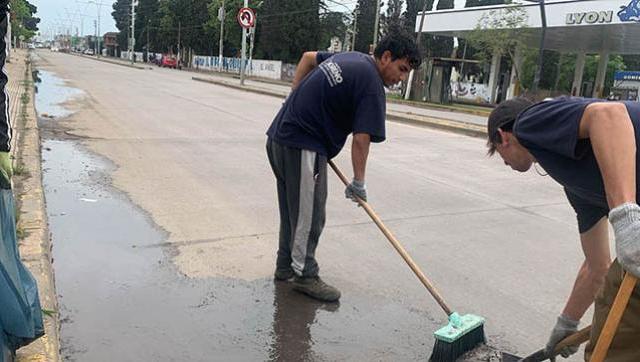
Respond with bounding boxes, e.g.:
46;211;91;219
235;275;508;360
248;17;256;71
146;20;150;61
532;0;547;92
130;0;137;64
94;20;97;55
372;0;381;49
404;0;430;100
239;0;248;85
218;0;225;72
96;3;101;57
351;6;359;51
177;21;181;65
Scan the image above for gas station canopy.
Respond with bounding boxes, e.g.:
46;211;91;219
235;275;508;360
418;0;640;54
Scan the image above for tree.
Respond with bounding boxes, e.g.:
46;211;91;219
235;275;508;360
382;0;404;36
205;0;244;57
319;11;348;51
10;0;39;42
466;5;531;92
354;0;375;53
465;0;509;7
257;0;322;63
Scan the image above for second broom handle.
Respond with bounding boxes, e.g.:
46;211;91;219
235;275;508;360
328;160;453;316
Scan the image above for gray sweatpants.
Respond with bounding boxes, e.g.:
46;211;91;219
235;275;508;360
266;138;327;278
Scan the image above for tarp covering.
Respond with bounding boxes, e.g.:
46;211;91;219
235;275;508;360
0;189;44;360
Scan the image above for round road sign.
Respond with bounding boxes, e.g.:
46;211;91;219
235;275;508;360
237;7;256;29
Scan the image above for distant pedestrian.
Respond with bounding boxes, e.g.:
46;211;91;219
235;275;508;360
266;32;421;302
486;96;640;361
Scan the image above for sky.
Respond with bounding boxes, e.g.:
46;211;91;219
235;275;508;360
31;0;475;41
32;0;119;40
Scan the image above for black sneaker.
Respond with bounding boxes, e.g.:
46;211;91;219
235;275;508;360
292;276;341;302
274;267;295;281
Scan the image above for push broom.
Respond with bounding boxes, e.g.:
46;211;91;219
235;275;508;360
329;160;485;361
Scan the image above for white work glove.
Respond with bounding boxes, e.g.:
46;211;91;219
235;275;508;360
609;203;640;278
345;178;366;203
545;314;579;360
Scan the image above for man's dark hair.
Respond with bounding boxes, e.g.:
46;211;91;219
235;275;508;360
486;97;534;156
373;31;421;69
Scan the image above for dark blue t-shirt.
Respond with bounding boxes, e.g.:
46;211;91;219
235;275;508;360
266;51;386;158
514;97;640;232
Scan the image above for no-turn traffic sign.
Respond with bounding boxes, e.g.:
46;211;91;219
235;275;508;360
237;7;256;29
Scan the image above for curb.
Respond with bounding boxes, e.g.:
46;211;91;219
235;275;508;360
68;52;149;70
192;76;487;138
14;52;60;361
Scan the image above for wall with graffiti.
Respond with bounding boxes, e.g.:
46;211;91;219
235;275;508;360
451;81;492;104
192;56;282;80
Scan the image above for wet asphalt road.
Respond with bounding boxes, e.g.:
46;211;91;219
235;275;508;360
33;50;593;361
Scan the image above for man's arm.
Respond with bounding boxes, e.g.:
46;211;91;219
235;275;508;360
291;51;318;90
563;217;611;320
344;133;371;203
579;103;636;207
351;133;371;182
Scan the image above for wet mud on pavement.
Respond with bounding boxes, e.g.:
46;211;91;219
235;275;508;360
35;65;509;361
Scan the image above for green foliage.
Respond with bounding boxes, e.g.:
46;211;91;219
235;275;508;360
466;5;530;90
10;0;39;42
465;0;509;7
257;0;321;63
382;0;404;35
318;11;348;51
206;0;244;57
402;0;434;34
436;0;454;10
354;0;375;53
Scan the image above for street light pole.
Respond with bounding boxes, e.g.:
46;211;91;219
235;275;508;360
372;0;381;49
239;0;248;85
218;0;225;72
130;0;137;64
351;6;359;51
531;0;546;92
404;0;430;100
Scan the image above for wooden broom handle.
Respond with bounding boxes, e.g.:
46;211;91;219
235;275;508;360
554;326;591;353
328;160;453;316
589;273;637;362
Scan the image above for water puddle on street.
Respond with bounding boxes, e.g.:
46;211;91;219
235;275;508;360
34;67;500;361
34;70;83;119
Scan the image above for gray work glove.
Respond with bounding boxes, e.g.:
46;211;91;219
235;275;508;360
345;178;366;203
609;202;640;278
545;314;579;360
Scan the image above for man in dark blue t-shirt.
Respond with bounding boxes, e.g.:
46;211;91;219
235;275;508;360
266;32;420;302
487;97;640;361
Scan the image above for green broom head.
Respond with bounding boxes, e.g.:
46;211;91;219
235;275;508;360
429;312;486;362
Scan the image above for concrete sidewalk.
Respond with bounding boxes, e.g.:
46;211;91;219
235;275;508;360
192;75;488;137
8;49;60;361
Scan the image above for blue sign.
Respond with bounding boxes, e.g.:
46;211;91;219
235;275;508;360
615;71;640;81
618;0;640;22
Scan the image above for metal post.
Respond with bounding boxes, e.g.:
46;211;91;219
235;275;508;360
218;0;225;72
351;6;359;50
239;0;248;85
130;0;136;64
97;3;101;57
405;0;430;100
532;0;546;92
248;17;256;72
94;20;97;55
372;0;381;48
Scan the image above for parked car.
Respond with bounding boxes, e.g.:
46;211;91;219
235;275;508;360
160;55;179;69
83;48;95;55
